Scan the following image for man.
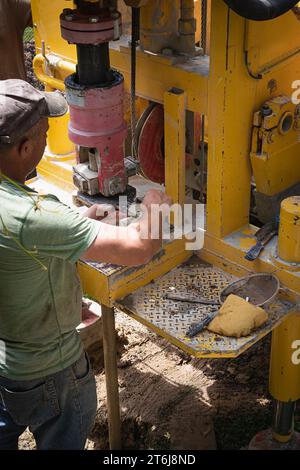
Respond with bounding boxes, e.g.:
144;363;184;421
0;79;171;450
0;0;32;81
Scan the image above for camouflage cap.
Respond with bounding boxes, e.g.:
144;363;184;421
0;79;68;144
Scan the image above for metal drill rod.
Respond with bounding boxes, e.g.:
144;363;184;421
130;7;140;161
273;400;297;440
199;114;206;203
76;43;111;86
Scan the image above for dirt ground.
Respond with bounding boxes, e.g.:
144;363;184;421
18;308;300;450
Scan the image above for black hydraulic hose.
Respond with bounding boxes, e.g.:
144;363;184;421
223;0;299;21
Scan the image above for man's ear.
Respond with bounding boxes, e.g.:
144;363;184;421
18;137;32;160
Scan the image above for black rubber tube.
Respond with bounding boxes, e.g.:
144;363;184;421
223;0;299;21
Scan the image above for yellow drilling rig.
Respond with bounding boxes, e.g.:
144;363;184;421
29;0;300;450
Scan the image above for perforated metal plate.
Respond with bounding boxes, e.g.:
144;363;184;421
116;260;295;358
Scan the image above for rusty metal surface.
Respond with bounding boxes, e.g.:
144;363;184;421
116;261;295;358
84;260;124;277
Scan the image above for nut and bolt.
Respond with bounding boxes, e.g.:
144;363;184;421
65;14;74;22
261;104;272;117
89;16;99;23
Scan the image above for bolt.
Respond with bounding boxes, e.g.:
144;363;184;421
89;16;99;23
64;14;74;22
261;104;272;117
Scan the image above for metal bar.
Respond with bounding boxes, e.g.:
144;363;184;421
101;305;122;450
165;293;219;305
199;114;206;203
272;400;297;442
269;313;300;402
164;88;186;211
269;312;300;443
201;0;207;55
76;44;111;85
130;7;140;160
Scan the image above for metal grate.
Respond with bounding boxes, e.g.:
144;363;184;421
117;260;295;358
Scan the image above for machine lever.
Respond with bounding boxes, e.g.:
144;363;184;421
245;222;278;262
186;310;219;338
165;293;219;305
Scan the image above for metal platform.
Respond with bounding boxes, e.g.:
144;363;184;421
116;258;296;358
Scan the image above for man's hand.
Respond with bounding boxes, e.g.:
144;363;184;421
142;189;172;212
82;190;173;267
84;204;114;221
84;204;126;225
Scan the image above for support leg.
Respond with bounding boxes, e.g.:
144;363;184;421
249;313;300;449
164;88;186;226
102;305;121;450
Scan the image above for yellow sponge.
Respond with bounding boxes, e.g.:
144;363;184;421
208;294;268;338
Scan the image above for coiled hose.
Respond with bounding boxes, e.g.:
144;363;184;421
223;0;299;21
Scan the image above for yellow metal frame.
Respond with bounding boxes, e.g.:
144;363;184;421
30;0;300;409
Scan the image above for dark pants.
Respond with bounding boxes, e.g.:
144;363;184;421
0;352;97;450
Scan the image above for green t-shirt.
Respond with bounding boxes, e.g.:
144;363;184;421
0;180;100;380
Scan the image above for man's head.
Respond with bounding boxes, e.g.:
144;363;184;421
0;80;68;183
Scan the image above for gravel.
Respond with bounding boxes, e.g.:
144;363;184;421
24;39;44;90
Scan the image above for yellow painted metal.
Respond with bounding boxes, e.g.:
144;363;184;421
250;96;300;196
31;1;77;62
123;1;205;49
139;0;181;54
31;0;207;113
207;2;300;239
31;11;77;162
245;13;300;78
202;230;300;296
110;41;208;113
207;1;253;239
139;0;196;55
37;158;75;192
164;89;186;211
33;54;76;91
31;0;300;320
269;313;300;402
278;197;300;263
117;296;296;359
78;238;190;307
46;111;75;159
31;0;300;238
43;83;75;159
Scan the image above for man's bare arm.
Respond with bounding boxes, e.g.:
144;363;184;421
82;190;171;267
